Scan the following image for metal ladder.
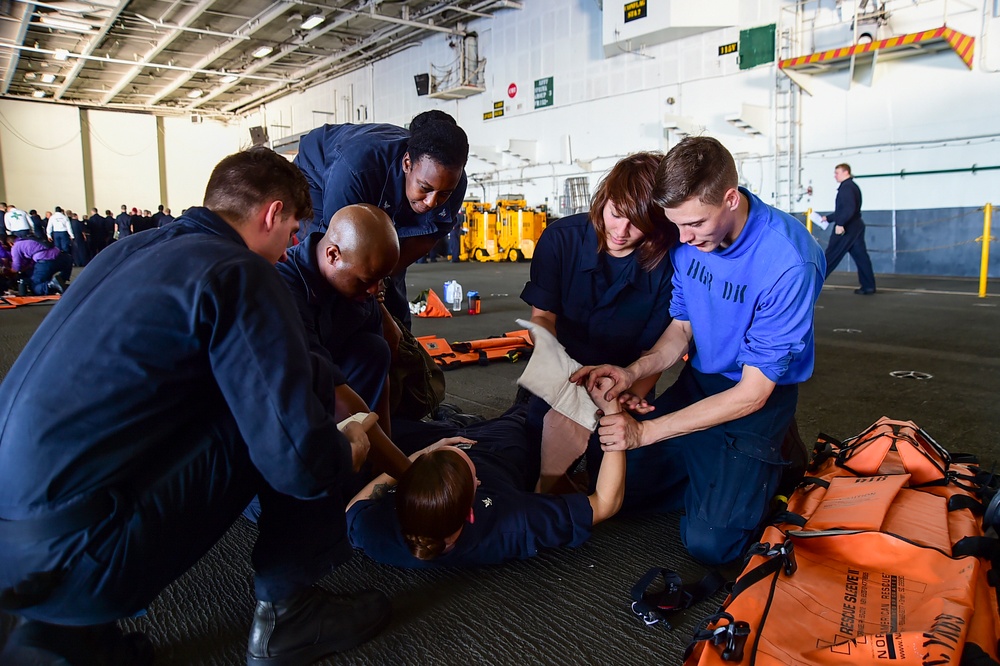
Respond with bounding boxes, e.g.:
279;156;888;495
773;25;799;211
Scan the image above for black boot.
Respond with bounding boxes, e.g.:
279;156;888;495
246;586;390;666
0;619;153;666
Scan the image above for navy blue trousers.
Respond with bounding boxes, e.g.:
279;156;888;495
0;415;350;625
29;254;72;295
51;231;71;255
824;222;876;291
586;365;798;565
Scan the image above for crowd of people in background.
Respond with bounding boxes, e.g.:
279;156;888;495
0;201;176;296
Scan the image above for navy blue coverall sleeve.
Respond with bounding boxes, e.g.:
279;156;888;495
203;262;353;500
827;178;862;228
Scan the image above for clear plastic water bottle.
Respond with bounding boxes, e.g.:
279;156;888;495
444;280;463;311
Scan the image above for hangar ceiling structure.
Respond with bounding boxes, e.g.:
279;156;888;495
0;0;520;118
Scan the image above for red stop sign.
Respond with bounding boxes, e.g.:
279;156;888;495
508;83;517;98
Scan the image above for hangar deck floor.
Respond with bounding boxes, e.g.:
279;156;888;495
1;261;997;665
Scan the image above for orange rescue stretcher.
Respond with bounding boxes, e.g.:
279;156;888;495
417;329;534;370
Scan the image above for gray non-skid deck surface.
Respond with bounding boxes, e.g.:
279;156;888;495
1;261;998;664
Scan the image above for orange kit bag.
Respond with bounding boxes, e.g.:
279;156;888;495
685;417;1000;666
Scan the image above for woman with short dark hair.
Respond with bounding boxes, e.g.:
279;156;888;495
520;152;678;491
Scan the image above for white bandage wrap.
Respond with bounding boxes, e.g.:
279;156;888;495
515;318;599;431
337;412;370;432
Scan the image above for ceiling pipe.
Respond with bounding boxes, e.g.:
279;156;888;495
145;0;293;106
187;11;356;110
2;90;234;119
99;0;216;105
134;14;252;40
0;43;301;83
221;0;503;114
243;41;422;113
296;0;468;36
0;2;34;95
54;0;130;100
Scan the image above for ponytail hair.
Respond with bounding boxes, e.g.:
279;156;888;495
396;449;475;560
407;110;469;170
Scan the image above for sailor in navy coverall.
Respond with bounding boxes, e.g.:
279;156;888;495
293;111;468;328
0;148;388;665
822;163;876;294
279;229;391;413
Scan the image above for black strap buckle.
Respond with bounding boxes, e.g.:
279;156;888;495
709;619;752;661
689;612;752;662
630;568;728;629
630;569;686;629
764;539;797;576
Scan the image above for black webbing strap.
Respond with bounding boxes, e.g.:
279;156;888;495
770;510;807;528
953;536;1000;559
630;568;728;629
729;540;797;601
808;433;842;470
948;494;985;514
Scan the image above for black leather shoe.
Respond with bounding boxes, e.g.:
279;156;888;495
854;288;876;295
247;587;390;666
0;619;153;665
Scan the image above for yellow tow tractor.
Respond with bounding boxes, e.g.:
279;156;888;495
460;195;547;262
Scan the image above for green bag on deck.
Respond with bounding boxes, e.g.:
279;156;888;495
388;315;446;420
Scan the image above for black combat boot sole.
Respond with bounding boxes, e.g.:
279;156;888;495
246;608;390;666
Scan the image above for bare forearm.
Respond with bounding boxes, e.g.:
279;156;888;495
335;384;409;478
588;380;626;523
528;307;557;339
639;367;775;445
627;372;661;400
626;320;690;382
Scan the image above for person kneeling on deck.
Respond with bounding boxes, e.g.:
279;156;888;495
243;203;414;528
346;379;625;567
0;147;390;666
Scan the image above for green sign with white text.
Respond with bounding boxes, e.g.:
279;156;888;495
534;77;553;109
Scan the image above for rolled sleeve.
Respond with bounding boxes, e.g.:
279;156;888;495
737;263;822;383
519;228;564;314
667;266;689;322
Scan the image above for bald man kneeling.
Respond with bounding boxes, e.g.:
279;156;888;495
278;204;418;483
243;205;415;527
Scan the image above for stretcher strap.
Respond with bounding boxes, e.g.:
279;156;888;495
729;540;797;601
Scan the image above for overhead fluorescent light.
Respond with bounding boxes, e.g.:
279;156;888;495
300;13;325;30
219;74;239;84
39;15;95;32
53;49;70;61
186;89;204;99
252;45;274;59
40;73;56;83
32;90;47;98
